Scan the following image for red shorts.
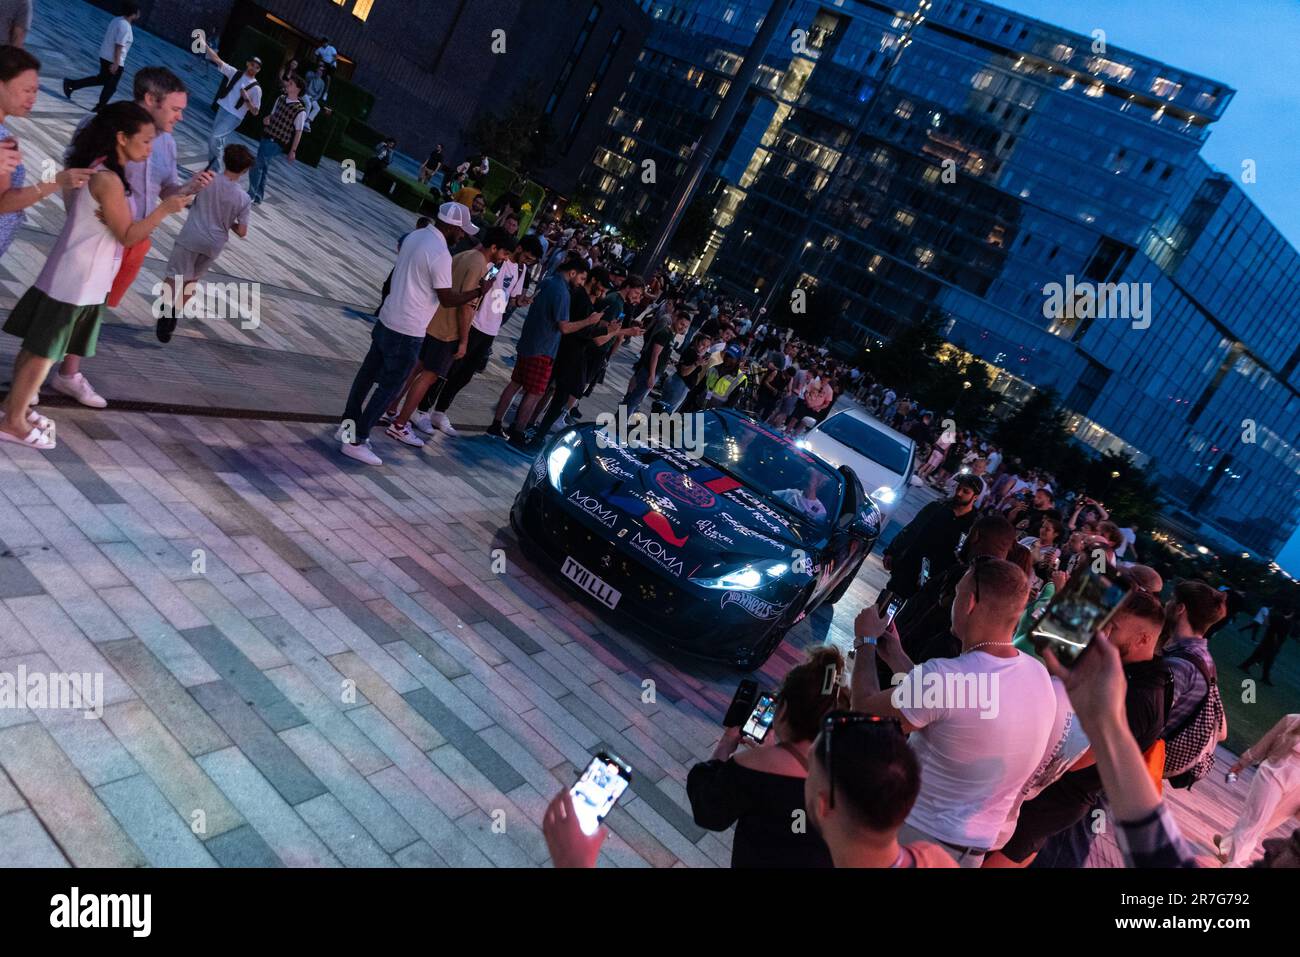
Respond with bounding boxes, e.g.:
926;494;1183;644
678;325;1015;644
511;354;553;396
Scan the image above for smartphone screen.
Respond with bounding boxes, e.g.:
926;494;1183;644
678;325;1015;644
741;692;777;743
484;264;501;284
1032;569;1130;664
723;679;758;728
569;752;632;836
884;595;903;627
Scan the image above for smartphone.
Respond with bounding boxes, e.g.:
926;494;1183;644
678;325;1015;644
569;752;633;836
1031;568;1131;664
883;593;903;628
723;679;759;728
740;692;777;743
483;264;501;284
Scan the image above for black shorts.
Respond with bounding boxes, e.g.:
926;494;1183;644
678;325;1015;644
419;335;459;377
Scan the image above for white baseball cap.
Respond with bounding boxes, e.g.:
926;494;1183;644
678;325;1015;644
438;201;478;235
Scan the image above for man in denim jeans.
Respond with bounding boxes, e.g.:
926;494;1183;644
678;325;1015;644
338;203;486;465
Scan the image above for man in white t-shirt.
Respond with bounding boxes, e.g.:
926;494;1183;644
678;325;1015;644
204;46;263;171
337;203;486;465
63;1;140;110
850;558;1057;866
419;234;543;435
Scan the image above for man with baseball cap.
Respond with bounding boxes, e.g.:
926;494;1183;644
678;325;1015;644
337;203;486;465
204;45;262;171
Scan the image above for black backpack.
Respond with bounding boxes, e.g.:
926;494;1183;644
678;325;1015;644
1161;648;1225;789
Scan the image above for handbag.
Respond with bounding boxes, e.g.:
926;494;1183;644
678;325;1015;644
107;238;150;308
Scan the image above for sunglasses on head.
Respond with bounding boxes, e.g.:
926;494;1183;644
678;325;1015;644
970;553;997;604
821;710;901;809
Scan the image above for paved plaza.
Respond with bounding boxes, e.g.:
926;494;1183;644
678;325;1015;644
0;0;1290;868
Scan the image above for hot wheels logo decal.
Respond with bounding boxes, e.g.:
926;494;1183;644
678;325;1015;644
721;591;784;621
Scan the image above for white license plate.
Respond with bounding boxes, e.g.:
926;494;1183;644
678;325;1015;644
561;557;621;610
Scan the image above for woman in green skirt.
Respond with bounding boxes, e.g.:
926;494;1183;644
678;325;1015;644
0;100;191;449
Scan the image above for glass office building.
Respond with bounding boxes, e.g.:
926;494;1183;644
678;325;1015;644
583;0;1299;558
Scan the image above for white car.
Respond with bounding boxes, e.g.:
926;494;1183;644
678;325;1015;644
799;406;915;528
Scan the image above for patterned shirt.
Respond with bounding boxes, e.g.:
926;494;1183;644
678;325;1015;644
0;120;25;258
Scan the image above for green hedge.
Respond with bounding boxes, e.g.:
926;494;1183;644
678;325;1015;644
322;74;374;123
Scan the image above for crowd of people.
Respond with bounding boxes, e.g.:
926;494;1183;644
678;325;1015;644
541;517;1297;870
0;2;375;448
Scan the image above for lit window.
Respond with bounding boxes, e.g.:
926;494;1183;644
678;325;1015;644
1151;77;1182;99
971;70;993;90
894;99;913;119
1194;91;1218;110
1050;44;1074;62
894;209;915;228
352;0;375;19
915;247;935;267
1086;57;1134;82
923;166;941;183
868;254;882;272
1084;82;1104;98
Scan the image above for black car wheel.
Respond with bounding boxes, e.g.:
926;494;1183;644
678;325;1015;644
730;584;814;672
823;555;867;606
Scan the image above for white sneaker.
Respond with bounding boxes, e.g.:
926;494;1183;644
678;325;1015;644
51;372;108;409
411;411;435;435
385;421;425;448
340;439;382;466
429;411;458;437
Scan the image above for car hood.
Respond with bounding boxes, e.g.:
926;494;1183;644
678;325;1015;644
562;430;821;567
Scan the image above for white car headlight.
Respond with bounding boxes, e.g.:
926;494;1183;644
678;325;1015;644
871;485;898;505
691;560;789;591
546;431;581;491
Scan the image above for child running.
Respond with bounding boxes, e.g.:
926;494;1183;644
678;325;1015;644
156;142;253;343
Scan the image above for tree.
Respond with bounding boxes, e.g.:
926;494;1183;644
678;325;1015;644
668;194;716;262
993;387;1072;473
862;307;945;390
463;97;556;172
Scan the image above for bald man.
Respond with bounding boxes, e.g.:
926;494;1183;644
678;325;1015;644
850;559;1057;867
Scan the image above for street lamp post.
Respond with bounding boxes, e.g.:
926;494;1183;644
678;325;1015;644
634;0;797;278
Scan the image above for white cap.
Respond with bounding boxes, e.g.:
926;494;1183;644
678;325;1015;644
438;202;478;235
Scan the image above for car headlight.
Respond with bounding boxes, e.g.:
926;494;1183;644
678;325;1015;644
691;560;790;591
872;485;897;505
546;431;582;491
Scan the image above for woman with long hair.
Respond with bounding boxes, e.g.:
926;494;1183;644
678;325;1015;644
0;101;190;449
687;646;848;867
0;45;95;257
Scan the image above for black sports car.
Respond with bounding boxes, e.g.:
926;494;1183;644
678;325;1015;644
510;408;882;669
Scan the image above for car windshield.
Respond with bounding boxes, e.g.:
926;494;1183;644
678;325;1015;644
699;412;842;526
817;412;912;475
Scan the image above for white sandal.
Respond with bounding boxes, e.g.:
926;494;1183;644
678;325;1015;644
0;424;55;450
0;408;53;431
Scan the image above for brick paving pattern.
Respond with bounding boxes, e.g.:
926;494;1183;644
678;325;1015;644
0;0;1291;868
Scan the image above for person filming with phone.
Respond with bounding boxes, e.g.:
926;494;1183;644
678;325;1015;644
685;647;848;868
849;559;1057;867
